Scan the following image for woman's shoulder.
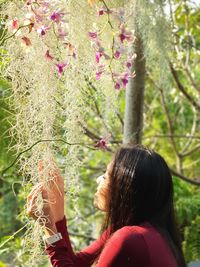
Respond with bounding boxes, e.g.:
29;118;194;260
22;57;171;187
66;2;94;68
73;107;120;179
98;224;151;267
113;222;154;237
109;223;172;255
108;223;153;245
107;222;160;251
104;224;151;261
103;224;178;267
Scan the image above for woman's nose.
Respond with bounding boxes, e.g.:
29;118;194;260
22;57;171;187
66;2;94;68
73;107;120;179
96;175;104;184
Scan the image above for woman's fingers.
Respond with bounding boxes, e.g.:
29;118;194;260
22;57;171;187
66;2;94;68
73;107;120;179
27;158;65;224
27;187;43;217
38;158;58;176
27;183;43;200
27;196;38;218
27;184;50;219
38;160;44;172
37;160;64;191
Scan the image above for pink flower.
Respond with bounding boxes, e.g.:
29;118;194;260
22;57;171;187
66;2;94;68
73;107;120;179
125;53;137;69
96;71;103;80
119;25;134;43
56;63;67;75
12;18;19;29
126;61;132;69
98;9;104;16
45;50;54;60
37;25;50;36
58;28;68;39
95;48;110;63
114;50;121;59
121;73;129;88
37;28;45;36
96;52;102;63
114;82;121;90
21;36;32;46
95;138;108;150
121;78;128;87
95;64;105;80
88;31;97;39
50;11;65;23
119;33;126;43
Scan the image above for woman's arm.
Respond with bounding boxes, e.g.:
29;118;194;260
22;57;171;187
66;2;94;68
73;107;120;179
27;161;108;267
45;216;109;267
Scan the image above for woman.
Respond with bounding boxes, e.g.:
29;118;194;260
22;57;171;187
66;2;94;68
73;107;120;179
27;145;187;267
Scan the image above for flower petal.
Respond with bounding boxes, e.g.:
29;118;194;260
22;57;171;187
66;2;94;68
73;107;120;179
114;50;121;59
21;36;32;46
95;71;102;80
45;50;54;60
114;82;121;90
88;31;97;39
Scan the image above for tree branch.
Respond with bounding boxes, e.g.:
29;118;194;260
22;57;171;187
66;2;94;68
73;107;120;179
85;78;115;139
170;168;200;186
116;111;124;128
183;66;200;94
143;134;200;140
159;87;180;157
82;125;101;141
180;110;197;156
1;139;95;175
181;143;200;157
169;62;200;111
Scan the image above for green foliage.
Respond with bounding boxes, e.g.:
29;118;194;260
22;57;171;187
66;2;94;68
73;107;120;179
183;216;200;261
173;177;200;261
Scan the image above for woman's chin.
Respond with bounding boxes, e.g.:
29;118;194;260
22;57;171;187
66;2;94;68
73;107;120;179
94;200;107;212
93;197;99;209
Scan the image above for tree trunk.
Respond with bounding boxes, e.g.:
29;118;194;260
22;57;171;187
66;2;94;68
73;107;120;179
123;32;146;145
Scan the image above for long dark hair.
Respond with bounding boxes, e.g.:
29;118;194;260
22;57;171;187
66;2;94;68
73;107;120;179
101;145;187;267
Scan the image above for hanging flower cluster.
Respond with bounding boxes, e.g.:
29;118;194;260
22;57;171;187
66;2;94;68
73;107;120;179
95;133;111;150
4;0;137;152
7;0;76;77
88;4;136;91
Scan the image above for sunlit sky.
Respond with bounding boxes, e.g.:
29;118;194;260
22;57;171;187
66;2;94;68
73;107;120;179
192;0;200;5
164;0;200;15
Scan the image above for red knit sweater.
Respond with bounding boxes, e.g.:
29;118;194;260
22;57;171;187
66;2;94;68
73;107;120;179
46;217;178;267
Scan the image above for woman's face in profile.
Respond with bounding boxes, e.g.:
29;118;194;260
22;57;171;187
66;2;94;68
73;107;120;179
93;162;112;212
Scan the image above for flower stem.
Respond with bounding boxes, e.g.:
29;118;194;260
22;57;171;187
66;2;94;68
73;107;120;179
0;23;33;46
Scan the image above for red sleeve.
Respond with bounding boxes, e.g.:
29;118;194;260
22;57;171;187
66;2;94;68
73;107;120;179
45;216;109;267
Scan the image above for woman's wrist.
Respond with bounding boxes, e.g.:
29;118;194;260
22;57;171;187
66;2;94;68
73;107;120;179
54;215;65;224
44;222;57;237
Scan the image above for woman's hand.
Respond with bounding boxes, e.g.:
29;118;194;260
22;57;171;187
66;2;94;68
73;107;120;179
27;183;57;236
39;161;65;223
27;160;65;235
